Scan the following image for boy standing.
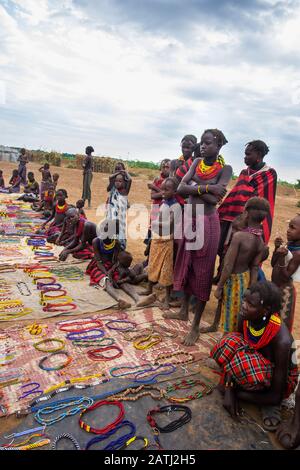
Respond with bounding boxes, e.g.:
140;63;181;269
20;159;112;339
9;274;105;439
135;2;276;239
215;197;270;332
144;178;182;309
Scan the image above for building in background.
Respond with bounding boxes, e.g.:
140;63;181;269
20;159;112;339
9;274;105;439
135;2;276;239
0;145;20;163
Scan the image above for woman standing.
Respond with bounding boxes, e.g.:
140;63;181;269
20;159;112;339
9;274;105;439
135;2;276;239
164;129;232;346
218;140;277;255
170;135;197;181
17;148;28;186
82;146;94;208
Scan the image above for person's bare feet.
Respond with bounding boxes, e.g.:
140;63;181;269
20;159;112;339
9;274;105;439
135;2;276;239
136;293;156;307
205;357;221;371
182;327;199;346
200;323;219;333
276;416;300;449
163;306;189;321
118;299;131;309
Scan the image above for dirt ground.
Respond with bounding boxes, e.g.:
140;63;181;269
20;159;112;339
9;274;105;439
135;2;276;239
1;160;299;447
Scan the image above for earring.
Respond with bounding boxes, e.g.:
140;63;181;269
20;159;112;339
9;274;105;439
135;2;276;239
263;316;267;321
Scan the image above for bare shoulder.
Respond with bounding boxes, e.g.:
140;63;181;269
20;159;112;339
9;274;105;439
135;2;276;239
273;323;292;350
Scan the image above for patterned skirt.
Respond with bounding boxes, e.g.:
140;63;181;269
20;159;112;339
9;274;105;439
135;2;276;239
173;211;220;302
72;244;94;260
211;332;298;397
148;238;173;287
220;271;250;333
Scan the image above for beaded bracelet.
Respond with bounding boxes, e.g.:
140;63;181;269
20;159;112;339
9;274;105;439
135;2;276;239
38;352;72;371
38;283;62;291
66;329;105;341
105;319;137;331
133;334;162;350
58;319;103;332
16;282;31;296
41;296;74;306
73;337;115;348
87;346;123;361
79;400;125;434
34;338;65;353
52;433;81;450
41;289;67;299
42;303;77;312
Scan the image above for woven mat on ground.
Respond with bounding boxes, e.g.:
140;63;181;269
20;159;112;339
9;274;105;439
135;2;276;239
0;307;222;416
0;267;117;321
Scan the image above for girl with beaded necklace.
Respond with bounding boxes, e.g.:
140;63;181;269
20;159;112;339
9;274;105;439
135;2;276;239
211;281;298;432
164;129;232;346
39;189;69;243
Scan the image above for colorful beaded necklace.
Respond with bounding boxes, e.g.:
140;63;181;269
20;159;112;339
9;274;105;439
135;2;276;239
195;155;225;180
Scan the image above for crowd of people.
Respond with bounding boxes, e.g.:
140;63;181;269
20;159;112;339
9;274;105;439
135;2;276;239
1;133;300;448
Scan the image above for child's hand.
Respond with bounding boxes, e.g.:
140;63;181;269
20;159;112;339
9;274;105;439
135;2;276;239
276;246;288;257
274;237;284;249
214;287;223;300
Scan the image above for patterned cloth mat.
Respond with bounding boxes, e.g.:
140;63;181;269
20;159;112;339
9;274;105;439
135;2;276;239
0;267;117;321
0;307;222;416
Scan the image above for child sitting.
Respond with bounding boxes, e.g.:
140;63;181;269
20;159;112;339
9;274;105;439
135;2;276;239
143;177;182;309
4;169;21;193
214;197;270;332
271;214;300;332
39;189;69;243
18;172;39;202
76;199;87;219
0;170;4;188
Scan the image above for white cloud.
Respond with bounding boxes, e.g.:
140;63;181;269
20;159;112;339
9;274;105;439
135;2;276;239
0;0;299;182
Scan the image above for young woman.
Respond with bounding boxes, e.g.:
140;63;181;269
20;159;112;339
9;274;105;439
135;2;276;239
211;281;298;432
40;189;69;243
164;129;232;346
82;146;94;208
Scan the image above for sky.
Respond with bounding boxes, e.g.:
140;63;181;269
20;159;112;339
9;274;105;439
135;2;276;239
0;0;300;182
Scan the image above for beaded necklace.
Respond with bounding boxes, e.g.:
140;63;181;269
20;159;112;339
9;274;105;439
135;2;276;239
34;396;94;426
165;378;213;403
147;405;192;450
154;351;195;366
79;400;125;434
134;364;176;384
85;421;136;451
288;243;300;252
133;333;162;350
195;155;225;180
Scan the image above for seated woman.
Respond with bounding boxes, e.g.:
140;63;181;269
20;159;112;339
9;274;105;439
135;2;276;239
18;172;40;202
59;208;97;260
39;189;69;243
7;170;21;193
210;281;298;432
